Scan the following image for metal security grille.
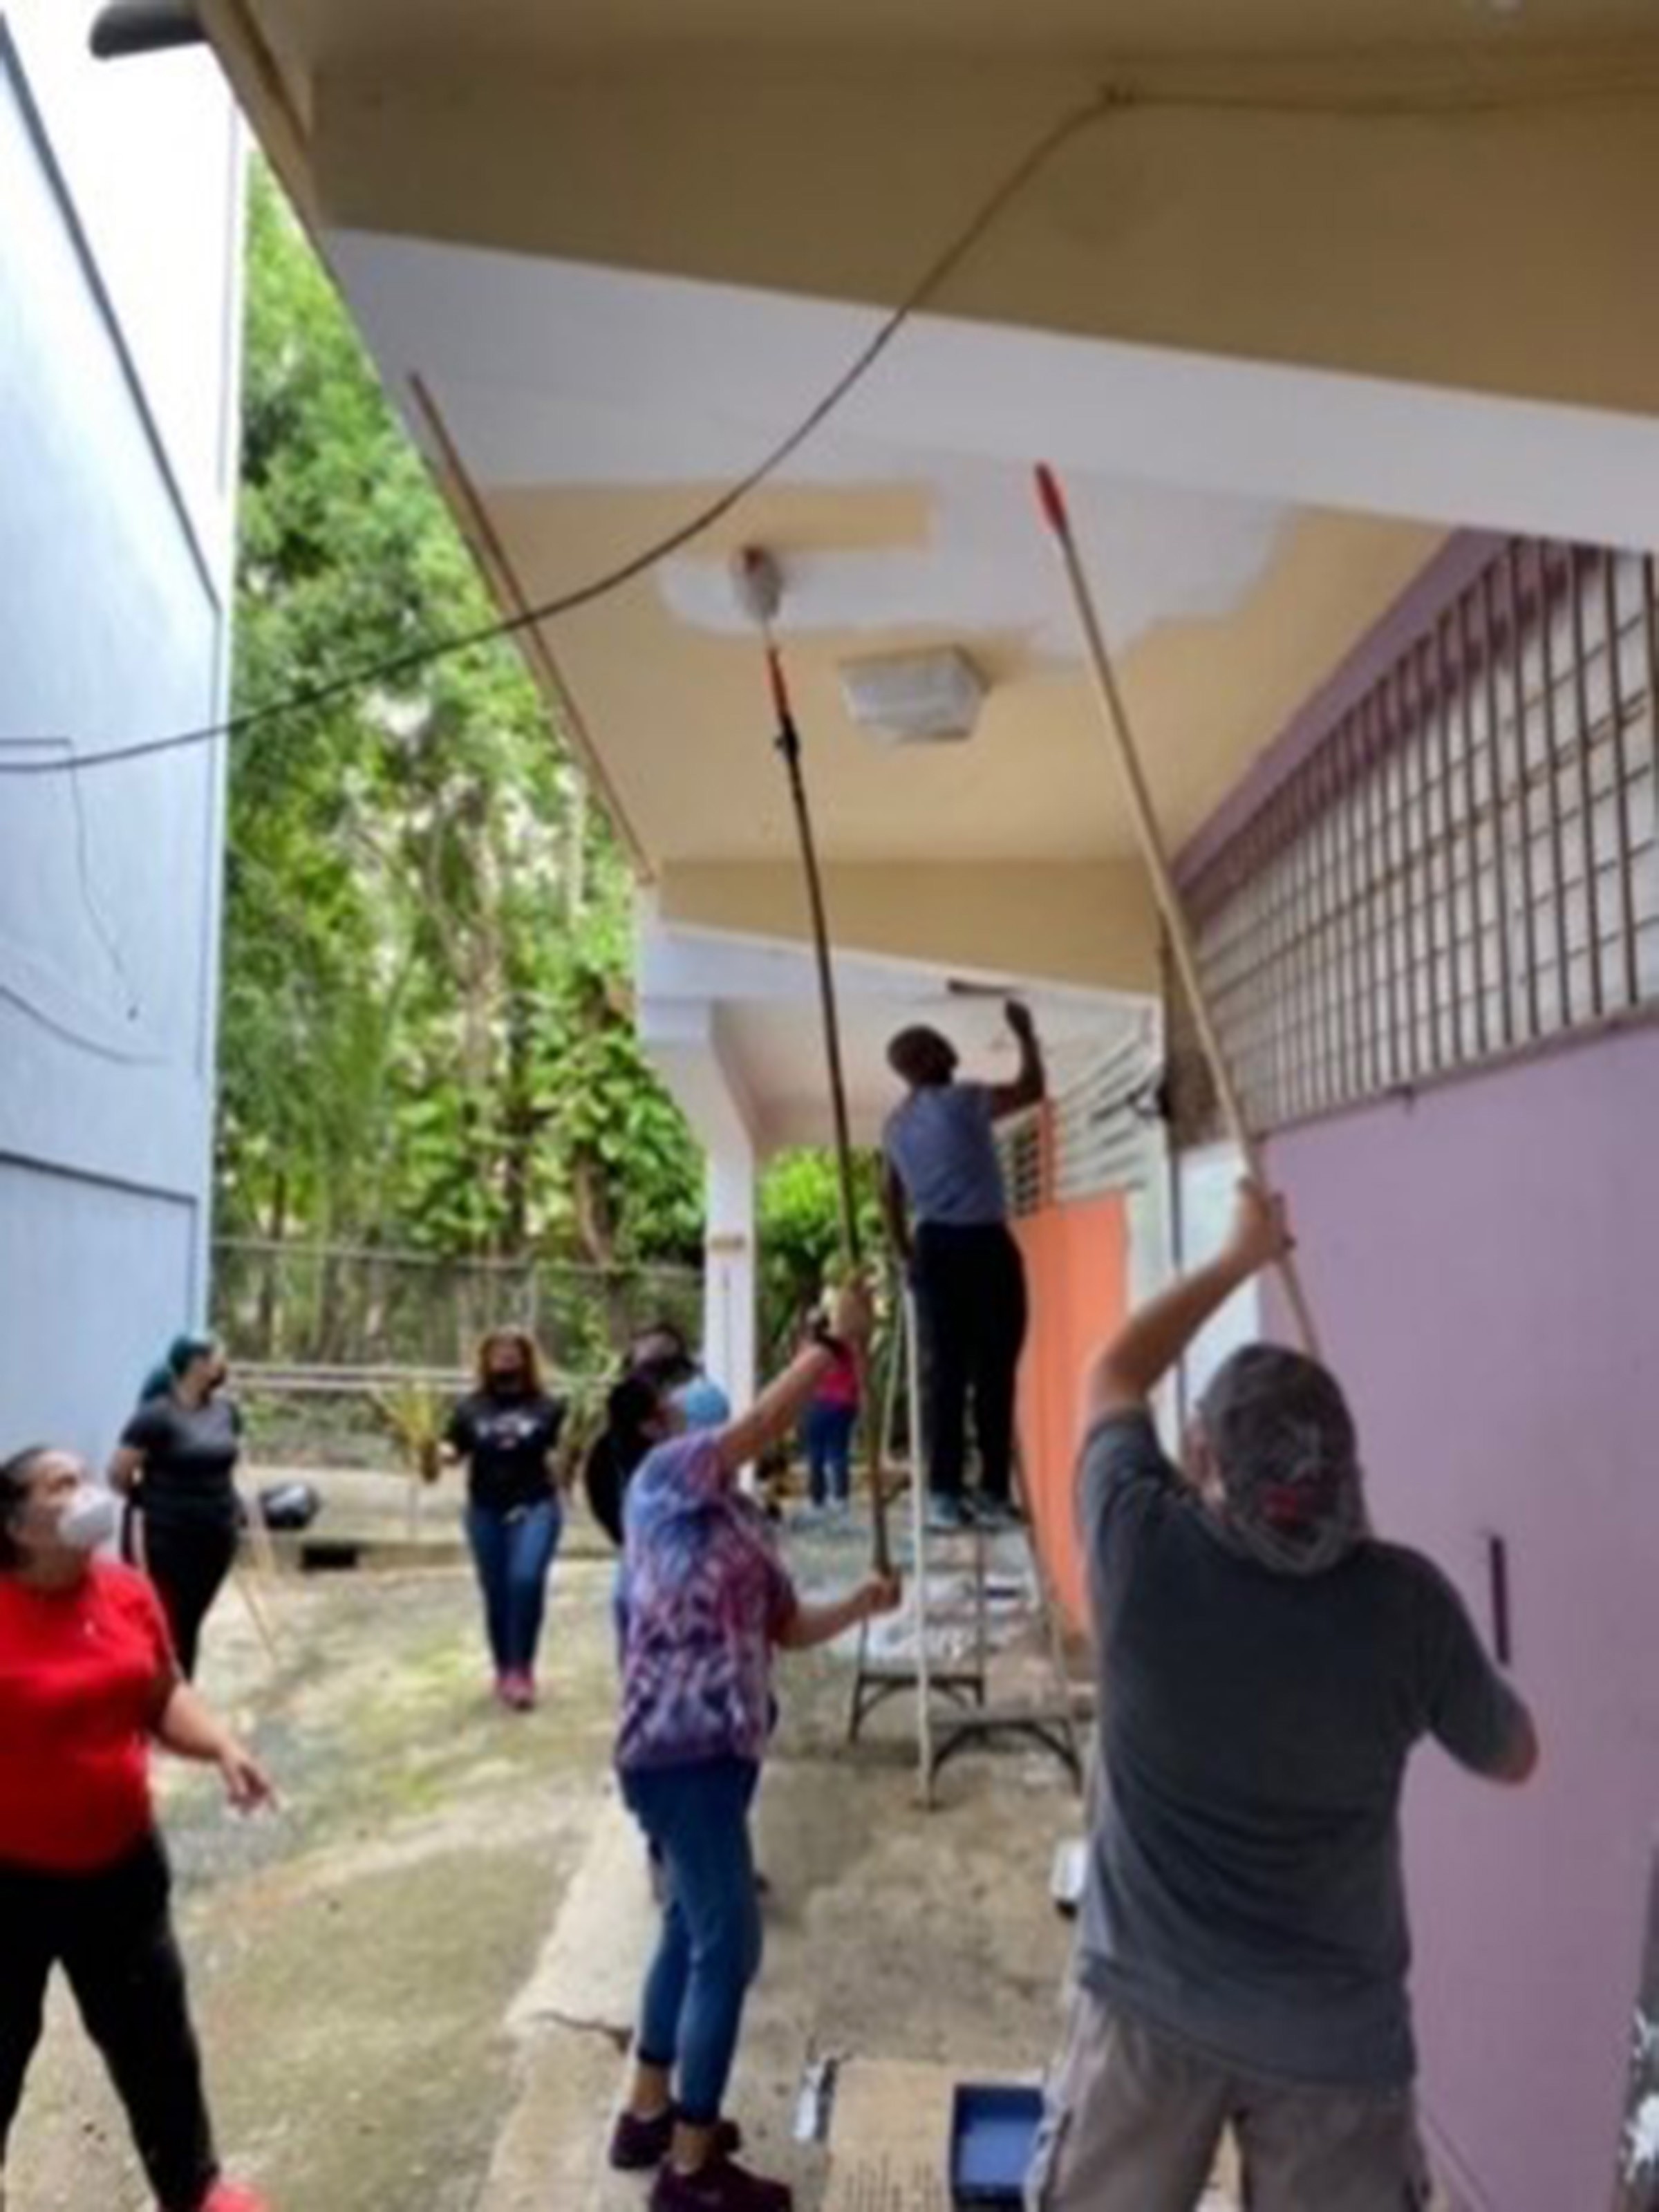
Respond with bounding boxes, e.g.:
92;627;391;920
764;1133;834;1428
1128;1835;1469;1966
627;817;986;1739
1000;1113;1047;1219
1188;543;1659;1132
997;1023;1165;1217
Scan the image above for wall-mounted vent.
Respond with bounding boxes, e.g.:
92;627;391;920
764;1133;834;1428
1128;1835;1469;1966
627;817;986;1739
838;648;985;744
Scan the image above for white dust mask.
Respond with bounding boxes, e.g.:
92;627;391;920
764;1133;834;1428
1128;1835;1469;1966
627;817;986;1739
57;1484;119;1555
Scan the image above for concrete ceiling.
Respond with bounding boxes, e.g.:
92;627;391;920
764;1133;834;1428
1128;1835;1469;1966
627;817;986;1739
243;0;1659;74
331;225;1443;882
717;992;1145;1154
636;915;1154;1155
203;0;1659;996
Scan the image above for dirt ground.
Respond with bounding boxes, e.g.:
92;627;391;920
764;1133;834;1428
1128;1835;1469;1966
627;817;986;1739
7;1513;1085;2211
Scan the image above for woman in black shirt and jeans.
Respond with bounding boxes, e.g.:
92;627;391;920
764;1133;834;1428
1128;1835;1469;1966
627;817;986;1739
108;1336;244;1680
447;1330;567;1711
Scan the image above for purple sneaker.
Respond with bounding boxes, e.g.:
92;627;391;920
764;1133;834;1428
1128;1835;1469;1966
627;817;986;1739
608;2108;743;2173
649;2154;791;2212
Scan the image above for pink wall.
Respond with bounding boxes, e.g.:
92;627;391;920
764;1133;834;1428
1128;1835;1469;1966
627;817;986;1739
1262;1025;1659;2211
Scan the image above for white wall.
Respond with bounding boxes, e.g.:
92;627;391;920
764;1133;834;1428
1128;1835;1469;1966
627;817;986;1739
1169;1141;1261;1430
0;7;241;1465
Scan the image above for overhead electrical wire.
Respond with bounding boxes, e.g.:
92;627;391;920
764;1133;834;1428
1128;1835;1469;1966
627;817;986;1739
0;87;1116;780
1;64;1650;784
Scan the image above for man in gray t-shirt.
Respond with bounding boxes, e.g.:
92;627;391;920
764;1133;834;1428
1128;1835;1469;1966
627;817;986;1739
1029;1183;1538;2212
880;1002;1044;1533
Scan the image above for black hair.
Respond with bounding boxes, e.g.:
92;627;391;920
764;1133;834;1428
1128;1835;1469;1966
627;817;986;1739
584;1371;673;1549
636;1347;696;1393
626;1319;693;1378
886;1024;956;1086
138;1331;218;1406
606;1371;671;1458
0;1445;53;1573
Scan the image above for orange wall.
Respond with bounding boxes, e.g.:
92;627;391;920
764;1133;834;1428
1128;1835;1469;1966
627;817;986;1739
1012;1192;1130;1633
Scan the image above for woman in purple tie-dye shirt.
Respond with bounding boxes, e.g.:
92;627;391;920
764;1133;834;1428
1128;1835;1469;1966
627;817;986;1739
608;1280;899;2212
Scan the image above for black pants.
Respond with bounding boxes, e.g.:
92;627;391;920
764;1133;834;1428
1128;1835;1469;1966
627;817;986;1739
0;1836;218;2211
138;1517;238;1679
912;1221;1029;1504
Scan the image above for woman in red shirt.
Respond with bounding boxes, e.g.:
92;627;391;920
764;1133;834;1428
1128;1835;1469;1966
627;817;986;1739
0;1444;274;2212
797;1302;862;1515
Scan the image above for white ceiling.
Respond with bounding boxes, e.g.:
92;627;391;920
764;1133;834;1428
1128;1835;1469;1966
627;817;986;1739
329;229;1296;661
637;914;1151;1152
332;224;1659;579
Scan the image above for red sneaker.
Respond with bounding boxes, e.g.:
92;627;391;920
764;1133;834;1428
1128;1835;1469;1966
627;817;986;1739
648;2151;791;2212
198;2183;272;2212
500;1670;536;1710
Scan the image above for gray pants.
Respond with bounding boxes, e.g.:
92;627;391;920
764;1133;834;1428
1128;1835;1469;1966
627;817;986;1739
1027;1988;1434;2212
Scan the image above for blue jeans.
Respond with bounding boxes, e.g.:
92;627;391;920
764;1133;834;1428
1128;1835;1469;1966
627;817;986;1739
464;1498;561;1676
621;1757;762;2125
803;1401;856;1506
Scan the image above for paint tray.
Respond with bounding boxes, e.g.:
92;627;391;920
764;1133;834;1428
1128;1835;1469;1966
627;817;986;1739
948;2081;1044;2205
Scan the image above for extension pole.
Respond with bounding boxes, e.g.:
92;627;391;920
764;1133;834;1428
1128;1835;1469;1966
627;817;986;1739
1033;465;1322;1358
233;1560;281;1666
769;659;894;1576
770;662;863;1267
734;551;892;1573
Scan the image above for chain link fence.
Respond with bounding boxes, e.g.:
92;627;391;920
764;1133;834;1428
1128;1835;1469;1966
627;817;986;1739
211;1239;702;1472
213;1238;700;1371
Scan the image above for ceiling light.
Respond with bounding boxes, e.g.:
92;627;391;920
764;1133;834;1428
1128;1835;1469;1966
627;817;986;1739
837;648;986;745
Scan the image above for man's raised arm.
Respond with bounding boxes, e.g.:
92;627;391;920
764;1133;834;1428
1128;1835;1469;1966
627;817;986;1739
989;1000;1046;1119
1084;1181;1293;1427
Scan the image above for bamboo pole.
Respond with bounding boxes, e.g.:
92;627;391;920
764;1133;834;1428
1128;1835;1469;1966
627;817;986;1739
234;1486;283;1664
232;1558;281;1665
1033;464;1321;1358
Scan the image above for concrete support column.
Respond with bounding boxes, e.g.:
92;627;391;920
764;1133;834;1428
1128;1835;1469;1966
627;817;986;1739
635;911;762;1414
703;1136;758;1413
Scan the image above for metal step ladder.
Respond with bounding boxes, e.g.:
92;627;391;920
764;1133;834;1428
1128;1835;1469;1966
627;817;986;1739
847;1286;1087;1806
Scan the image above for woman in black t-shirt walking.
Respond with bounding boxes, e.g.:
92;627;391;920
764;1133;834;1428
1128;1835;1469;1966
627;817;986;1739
446;1330;567;1711
107;1335;245;1680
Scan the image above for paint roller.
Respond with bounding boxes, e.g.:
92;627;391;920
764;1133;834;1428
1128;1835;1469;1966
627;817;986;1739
732;546;894;1576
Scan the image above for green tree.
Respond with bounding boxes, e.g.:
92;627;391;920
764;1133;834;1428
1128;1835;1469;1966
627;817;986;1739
218;165;701;1282
756;1149;883;1365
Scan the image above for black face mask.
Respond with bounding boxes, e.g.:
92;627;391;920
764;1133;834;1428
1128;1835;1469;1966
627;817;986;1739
487;1371;527;1398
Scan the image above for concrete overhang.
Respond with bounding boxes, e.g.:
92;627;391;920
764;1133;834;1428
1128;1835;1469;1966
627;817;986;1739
196;0;1659;991
636;904;1153;1159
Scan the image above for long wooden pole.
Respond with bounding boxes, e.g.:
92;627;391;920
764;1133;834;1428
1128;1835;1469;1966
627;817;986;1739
1034;465;1322;1358
765;644;894;1576
237;1488;283;1662
232;1557;281;1665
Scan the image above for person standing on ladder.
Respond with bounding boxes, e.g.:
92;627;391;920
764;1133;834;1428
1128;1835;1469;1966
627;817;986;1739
880;1000;1044;1533
1028;1180;1539;2212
